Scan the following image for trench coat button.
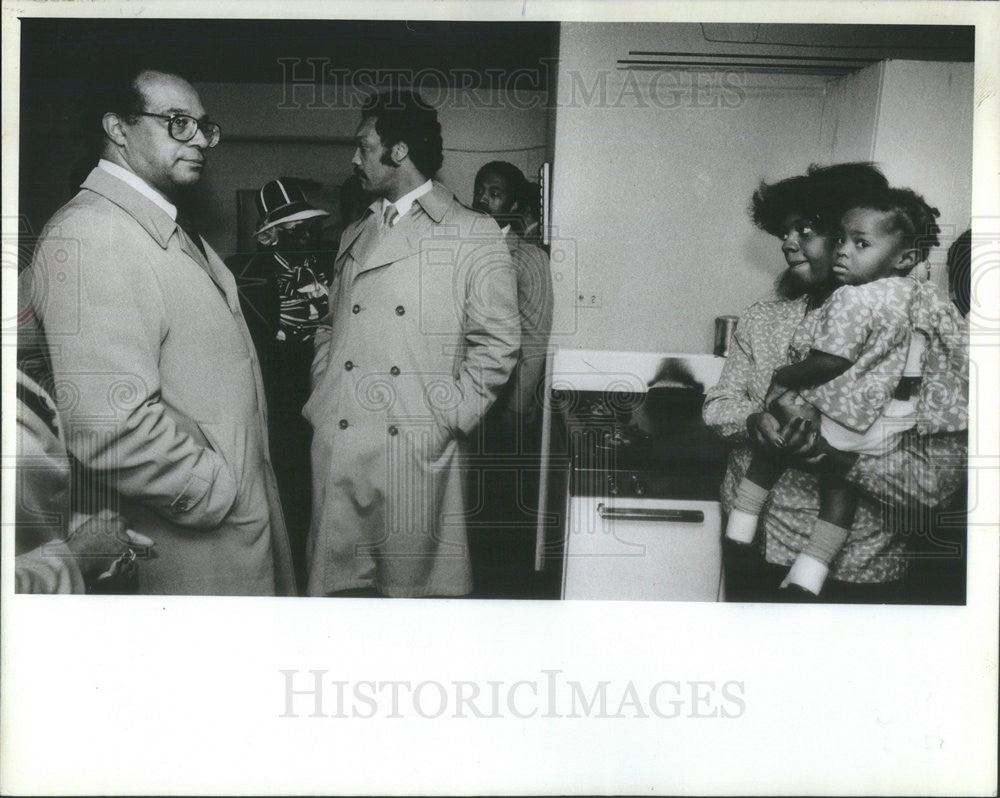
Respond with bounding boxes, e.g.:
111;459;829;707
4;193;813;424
338;419;349;429
352;304;361;314
390;366;400;376
395;305;405;316
388;425;398;436
345;360;354;371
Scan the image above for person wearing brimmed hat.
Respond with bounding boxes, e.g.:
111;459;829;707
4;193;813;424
227;177;334;591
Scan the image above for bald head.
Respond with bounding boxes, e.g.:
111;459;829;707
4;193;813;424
101;70;212;200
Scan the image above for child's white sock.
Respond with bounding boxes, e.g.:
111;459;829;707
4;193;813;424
726;479;769;544
781;553;829;595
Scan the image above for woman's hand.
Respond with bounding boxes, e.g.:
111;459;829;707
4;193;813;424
746;411;785;451
778;416;822;461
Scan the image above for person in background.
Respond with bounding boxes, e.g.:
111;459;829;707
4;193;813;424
226;178;332;591
947;228;972;317
900;227;973;604
304;90;520;597
27;62;295;595
703;162;967;603
469;161;554;595
472;161;554;429
16;368;155;594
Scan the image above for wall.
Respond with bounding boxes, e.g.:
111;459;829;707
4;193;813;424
19;82;549;256
548;23;833;355
872;60;974;273
819;59;974;288
548;26;975;355
816;62;885;163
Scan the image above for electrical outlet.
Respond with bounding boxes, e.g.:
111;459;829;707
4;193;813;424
576;292;602;308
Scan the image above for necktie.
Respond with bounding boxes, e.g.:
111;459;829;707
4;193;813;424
380;204;399;236
175;209;207;258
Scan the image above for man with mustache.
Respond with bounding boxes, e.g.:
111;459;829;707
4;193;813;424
27;63;295;595
304;90;520;597
468;161;553;595
472;161;553;430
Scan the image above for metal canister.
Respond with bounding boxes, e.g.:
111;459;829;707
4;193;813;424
713;315;738;357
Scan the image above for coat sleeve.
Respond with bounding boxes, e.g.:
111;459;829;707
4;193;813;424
30;212;238;529
439;222;521;437
511;242;553;419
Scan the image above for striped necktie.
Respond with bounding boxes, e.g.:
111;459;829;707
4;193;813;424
380;204;399;236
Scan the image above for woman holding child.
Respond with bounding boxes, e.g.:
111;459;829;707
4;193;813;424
703;163;968;603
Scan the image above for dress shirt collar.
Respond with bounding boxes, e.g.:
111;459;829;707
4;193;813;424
382;180;433;226
98;159;177;220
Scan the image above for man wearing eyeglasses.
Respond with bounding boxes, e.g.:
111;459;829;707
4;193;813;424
27;66;295;596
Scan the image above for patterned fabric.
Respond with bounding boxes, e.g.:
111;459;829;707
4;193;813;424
795;276;968;435
703;292;967;583
908;279;969;435
274;252;329;344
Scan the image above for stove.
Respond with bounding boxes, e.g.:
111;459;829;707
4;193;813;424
543;350;729;601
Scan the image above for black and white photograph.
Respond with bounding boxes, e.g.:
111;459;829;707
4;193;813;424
2;2;997;795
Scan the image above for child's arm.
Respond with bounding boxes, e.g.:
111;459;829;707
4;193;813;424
773;348;854;390
763;349;849;426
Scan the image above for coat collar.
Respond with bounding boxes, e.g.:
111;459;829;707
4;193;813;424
79;167;238;311
412;180;451;224
80;167;179;250
339;181;456;274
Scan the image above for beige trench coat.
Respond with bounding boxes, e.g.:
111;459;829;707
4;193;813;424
29;167;295;595
303;183;520;597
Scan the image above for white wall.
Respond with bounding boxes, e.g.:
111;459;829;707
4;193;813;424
548;26;975;355
817;62;885;162
819;60;974;288
549;23;832;355
873;60;974;272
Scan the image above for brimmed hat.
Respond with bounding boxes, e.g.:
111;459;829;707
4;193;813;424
255;178;329;235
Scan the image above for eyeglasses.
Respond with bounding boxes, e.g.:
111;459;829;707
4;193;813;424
132;111;221;148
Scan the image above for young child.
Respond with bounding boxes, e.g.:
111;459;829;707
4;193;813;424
725;186;968;595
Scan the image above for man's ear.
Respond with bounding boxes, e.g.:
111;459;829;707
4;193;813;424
102;113;128;147
895;247;920;272
389;141;409;165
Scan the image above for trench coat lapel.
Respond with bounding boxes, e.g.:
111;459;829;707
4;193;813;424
346;183;454;276
173;221;239;311
356;223;420;274
338;209;372;260
79;167;236;307
202;247;242;314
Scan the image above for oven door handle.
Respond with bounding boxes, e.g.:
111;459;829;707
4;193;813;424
597;504;705;523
